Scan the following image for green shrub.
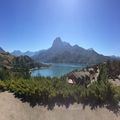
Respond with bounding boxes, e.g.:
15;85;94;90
87;81;115;102
0;77;119;104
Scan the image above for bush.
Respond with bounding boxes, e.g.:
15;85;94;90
87;81;115;102
0;77;118;104
0;61;119;104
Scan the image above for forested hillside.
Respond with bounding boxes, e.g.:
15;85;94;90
0;52;48;80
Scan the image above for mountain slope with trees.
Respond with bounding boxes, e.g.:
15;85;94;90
0;51;48;80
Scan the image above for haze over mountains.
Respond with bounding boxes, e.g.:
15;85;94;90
32;37;111;65
11;50;38;57
0;37;118;65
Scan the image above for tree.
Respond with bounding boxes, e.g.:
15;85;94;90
98;64;108;82
0;66;11;80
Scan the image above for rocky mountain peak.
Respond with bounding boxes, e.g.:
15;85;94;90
52;37;71;50
52;37;63;47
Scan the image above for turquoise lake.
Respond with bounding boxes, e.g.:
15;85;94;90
31;63;85;77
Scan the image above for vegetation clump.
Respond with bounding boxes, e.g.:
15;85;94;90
0;60;120;108
0;77;119;105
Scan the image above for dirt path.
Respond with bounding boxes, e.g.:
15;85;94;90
0;91;120;120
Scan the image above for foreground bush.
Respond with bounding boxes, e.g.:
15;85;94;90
0;77;119;104
114;86;120;101
87;81;115;102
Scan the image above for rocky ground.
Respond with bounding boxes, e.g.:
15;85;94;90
0;91;120;120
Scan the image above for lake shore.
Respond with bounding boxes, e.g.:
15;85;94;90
0;91;120;120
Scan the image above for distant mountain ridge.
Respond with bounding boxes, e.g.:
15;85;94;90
0;52;48;71
32;37;112;65
9;37;119;65
0;47;5;53
11;50;38;57
11;50;23;56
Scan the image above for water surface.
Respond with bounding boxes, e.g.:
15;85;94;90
31;63;85;77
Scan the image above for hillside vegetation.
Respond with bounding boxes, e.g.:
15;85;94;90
0;62;120;107
0;52;48;80
0;78;115;104
0;58;120;110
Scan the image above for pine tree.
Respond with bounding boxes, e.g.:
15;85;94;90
98;64;108;82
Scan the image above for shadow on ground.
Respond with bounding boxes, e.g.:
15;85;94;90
13;93;120;115
81;99;120;115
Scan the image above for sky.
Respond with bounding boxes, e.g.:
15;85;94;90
0;0;120;56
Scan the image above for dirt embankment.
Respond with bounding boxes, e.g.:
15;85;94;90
0;91;120;120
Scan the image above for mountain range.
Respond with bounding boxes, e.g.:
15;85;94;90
2;37;119;65
11;50;38;57
32;37;113;65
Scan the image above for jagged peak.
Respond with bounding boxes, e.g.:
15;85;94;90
73;44;79;48
52;37;63;47
88;48;95;51
52;37;62;46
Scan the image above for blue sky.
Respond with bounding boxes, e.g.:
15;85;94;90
0;0;120;56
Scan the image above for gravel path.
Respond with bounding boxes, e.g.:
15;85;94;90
0;91;120;120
